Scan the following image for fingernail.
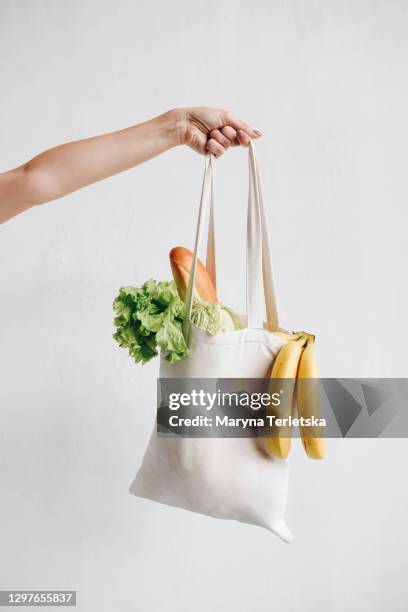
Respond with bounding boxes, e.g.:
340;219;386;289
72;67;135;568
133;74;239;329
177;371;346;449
254;129;262;137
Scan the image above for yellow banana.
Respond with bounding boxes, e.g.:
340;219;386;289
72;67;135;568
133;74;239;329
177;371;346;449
263;335;306;459
297;338;325;460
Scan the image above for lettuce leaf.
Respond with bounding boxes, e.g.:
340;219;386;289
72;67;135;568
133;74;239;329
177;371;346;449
113;280;188;364
190;300;244;334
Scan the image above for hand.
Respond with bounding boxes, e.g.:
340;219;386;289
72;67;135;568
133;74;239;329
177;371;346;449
173;107;262;157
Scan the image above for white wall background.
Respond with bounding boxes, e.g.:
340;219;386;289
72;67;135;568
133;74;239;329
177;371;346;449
1;1;407;610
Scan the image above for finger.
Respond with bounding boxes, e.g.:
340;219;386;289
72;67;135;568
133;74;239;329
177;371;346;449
206;138;225;157
221;126;239;145
210;129;232;149
236;129;250;147
192;131;208;155
223;111;261;139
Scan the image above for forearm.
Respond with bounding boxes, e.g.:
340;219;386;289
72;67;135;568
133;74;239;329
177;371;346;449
0;110;181;224
26;110;180;196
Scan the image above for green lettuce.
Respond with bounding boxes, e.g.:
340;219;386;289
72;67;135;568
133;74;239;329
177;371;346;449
113;279;188;364
190;301;244;334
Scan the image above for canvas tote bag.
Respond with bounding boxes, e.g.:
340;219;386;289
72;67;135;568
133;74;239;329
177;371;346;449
130;142;292;543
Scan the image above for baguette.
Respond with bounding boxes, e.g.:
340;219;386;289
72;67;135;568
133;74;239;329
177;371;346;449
170;246;217;303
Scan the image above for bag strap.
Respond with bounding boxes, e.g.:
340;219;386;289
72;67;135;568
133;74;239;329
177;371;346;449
205;159;216;292
246;141;279;329
183;154;214;344
183;142;279;344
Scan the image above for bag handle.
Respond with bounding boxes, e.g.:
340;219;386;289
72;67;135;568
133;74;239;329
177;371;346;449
246;141;279;329
183;142;279;344
205;158;216;292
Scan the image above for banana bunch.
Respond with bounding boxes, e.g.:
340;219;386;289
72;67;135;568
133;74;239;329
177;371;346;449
261;331;325;460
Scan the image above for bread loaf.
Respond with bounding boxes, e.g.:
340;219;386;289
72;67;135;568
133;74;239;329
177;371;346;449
170;246;217;303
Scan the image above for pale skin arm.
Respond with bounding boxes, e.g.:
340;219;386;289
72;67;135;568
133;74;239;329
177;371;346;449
0;107;261;225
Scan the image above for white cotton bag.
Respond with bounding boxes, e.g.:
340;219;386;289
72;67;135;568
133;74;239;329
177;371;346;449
130;143;293;543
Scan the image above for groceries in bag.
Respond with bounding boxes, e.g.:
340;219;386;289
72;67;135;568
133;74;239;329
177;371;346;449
113;245;324;459
113;248;243;365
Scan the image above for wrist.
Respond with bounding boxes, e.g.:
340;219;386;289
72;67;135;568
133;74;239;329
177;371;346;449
159;108;189;148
